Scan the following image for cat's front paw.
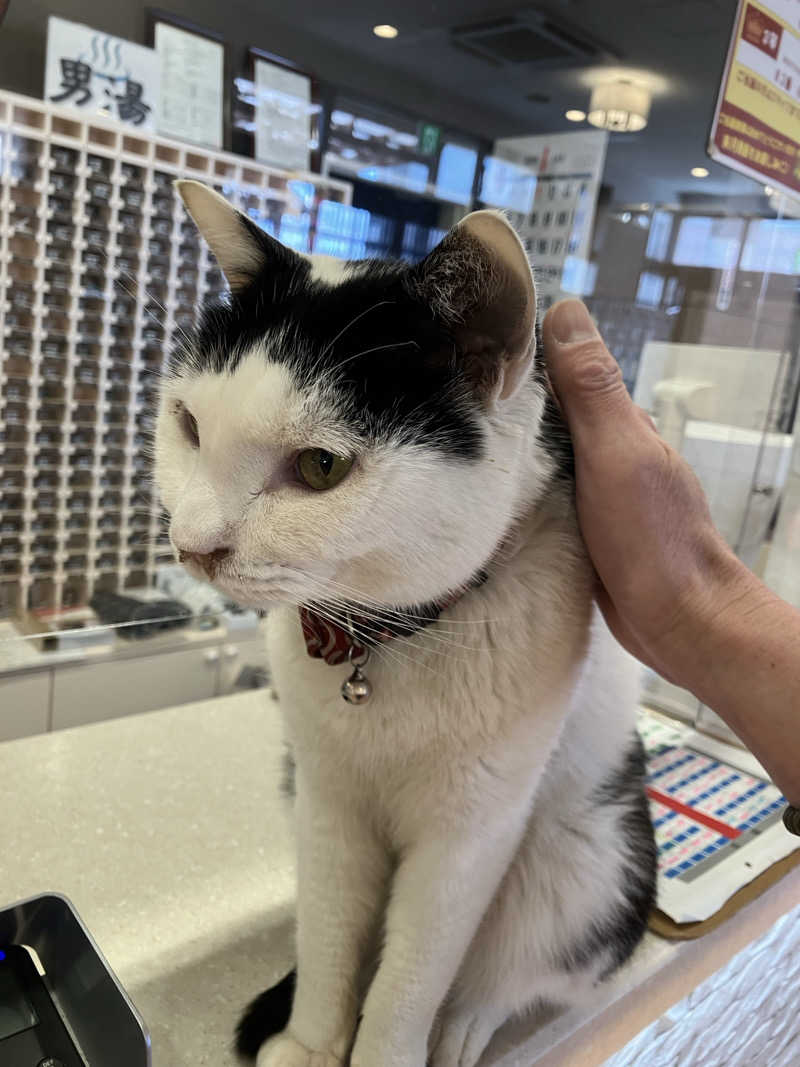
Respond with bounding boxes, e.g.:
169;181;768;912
255;1032;342;1067
428;1009;497;1067
350;1030;427;1067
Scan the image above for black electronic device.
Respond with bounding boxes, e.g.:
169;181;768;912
0;944;83;1066
0;894;151;1067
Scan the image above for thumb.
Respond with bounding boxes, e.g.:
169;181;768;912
542;300;636;448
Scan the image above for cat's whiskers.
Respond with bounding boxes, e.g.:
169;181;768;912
290;571;493;657
276;565;478;637
94;239;196;358
313;595;478;663
318;299;394;362
288;571;445;653
334;340;420;373
309;340;421;406
275;565;466;623
308;599;448;680
279;565;500;633
113;266;195;355
345;610;492;655
305;601;411;676
389;382;449;433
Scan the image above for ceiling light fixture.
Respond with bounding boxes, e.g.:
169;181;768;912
373;24;399;38
565;109;586;122
691;166;709;177
587;80;650;132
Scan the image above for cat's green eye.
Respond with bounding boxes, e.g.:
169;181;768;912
297;449;354;491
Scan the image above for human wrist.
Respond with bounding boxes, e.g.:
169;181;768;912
672;546;800;804
674;541;770;706
660;535;757;696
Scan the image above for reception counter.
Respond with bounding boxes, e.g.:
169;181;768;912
2;691;798;1066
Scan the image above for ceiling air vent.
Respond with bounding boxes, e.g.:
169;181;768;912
451;10;618;69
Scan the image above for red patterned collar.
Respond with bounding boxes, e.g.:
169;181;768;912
299;585;474;667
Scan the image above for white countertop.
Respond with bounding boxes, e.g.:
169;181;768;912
2;692;798;1067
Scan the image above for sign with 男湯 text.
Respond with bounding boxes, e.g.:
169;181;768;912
45;16;160;131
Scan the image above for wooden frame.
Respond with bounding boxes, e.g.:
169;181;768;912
238;47;322;173
146;8;231;151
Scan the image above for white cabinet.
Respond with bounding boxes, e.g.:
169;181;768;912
0;672;51;741
0;627;270;738
51;646;221;731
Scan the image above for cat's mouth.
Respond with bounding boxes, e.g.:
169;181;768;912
181;556;313;609
213;570;297;606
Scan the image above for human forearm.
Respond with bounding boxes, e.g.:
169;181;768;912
682;558;800;806
541;300;800;809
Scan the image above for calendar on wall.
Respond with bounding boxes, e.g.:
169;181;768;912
485;129;608;311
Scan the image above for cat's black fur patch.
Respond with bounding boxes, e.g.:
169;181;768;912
559;735;657;979
235;968;296;1060
171;221;574;470
532;320;575;484
171;245;484;461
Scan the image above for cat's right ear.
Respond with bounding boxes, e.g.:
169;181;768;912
413;210;536;406
175;180;296;294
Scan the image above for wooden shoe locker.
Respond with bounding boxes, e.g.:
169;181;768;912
0;90;351;621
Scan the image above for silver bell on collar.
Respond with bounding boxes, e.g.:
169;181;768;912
342;646;372;705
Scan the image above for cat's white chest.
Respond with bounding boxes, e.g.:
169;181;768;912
266;603;479;762
263;548;594;810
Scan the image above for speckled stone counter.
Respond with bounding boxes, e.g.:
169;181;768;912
2;692;799;1066
1;692;297;1066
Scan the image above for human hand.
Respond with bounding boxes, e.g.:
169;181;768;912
540;299;753;686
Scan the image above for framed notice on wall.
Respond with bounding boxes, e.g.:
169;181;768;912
243;49;320;172
147;10;227;149
709;0;800;200
486;129;608;311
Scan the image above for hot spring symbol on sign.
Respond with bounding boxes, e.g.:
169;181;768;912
45;16;160;130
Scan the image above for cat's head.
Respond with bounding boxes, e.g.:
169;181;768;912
154;181;552;611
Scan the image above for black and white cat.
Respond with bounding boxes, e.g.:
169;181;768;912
154;181;657;1067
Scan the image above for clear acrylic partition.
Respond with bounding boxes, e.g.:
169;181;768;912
580;163;800;740
473;132;800;741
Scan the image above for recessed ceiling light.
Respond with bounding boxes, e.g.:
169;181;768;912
373;24;398;38
565;109;586;122
691;166;709;177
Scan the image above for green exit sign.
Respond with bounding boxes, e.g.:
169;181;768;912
418;122;441;156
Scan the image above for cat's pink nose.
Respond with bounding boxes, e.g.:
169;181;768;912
177;545;232;579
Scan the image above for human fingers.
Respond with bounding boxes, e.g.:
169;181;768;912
541;300;642;453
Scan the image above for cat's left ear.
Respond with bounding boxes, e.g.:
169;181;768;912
175;180;297;293
415;210;536;404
